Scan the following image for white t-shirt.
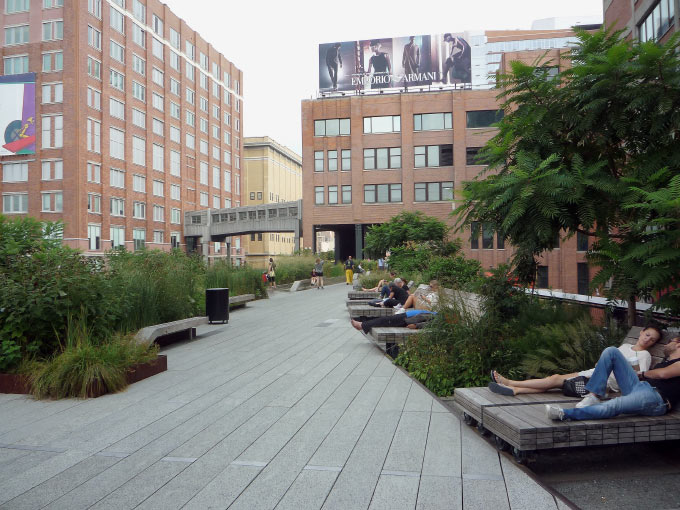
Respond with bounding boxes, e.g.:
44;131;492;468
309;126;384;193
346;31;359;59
578;343;652;392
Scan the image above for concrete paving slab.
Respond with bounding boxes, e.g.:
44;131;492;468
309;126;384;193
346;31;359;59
461;420;503;478
416;476;463;510
382;411;430;473
422;412;462;478
500;455;558;509
403;383;434;412
462;479;510;510
274;469;339;510
181;464;262;510
368;474;420;510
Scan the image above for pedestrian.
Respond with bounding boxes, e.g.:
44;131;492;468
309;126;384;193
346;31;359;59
378;257;385;271
344;255;355;285
267;257;277;289
314;258;324;289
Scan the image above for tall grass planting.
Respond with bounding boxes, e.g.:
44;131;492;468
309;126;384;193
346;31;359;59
205;261;268;299
273;255;344;284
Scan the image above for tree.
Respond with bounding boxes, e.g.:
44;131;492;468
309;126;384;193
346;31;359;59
363;211;449;258
453;28;680;324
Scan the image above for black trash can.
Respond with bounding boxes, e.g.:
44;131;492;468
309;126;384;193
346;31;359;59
206;288;229;324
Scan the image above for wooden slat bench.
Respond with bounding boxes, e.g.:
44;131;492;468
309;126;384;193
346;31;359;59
135;316;209;347
348;291;380;299
370;327;420;357
229;293;255;308
348;304;395;319
452;326;680;462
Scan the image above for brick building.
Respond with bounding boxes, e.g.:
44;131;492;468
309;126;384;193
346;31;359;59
0;0;243;254
302;28;595;294
604;0;677;42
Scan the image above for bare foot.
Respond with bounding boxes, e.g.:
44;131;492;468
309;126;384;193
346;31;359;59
350;319;363;331
493;371;511;386
406;324;417;329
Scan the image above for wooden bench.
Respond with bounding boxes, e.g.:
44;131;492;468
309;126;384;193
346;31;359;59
135;316;209;347
370;327;420;357
452;326;680;463
229;293;255;308
348;304;395;319
348;291;380;299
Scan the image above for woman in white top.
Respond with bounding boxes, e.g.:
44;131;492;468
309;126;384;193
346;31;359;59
490;326;662;396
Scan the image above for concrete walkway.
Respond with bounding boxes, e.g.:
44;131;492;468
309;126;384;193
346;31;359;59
0;284;568;509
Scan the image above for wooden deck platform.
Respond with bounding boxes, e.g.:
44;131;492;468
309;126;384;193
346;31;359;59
348;291;380;299
348;304;395;318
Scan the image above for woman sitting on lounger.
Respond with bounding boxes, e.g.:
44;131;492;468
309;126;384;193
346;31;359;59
489;326;662;397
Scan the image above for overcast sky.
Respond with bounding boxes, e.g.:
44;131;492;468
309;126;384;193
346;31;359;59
163;0;603;155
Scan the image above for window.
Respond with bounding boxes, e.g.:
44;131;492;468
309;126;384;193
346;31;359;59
170;126;180;143
88;224;101;250
186;61;195;81
43;82;64;104
110;197;125;217
132;23;145;48
224;170;231;191
152;92;164;112
363;148;401;170
42;20;63;41
42;51;63;72
224;198;231;208
5;25;29;46
186;41;195;60
170;51;180;71
577;263;590;295
170;78;180;96
152;37;164;61
41;115;63;148
88;0;101;16
153;205;164;222
152;144;164;171
7;0;30;13
4;55;29;75
200;139;208;155
88;193;101;213
482;224;494;249
171;208;181;224
41;192;63;213
212;166;220;188
327;150;338;171
314;118;350;136
170;184;180;200
170;150;180;176
87;118;101;153
200;117;208;134
466;110;504;128
41;160;63;180
470;222;480;249
2;193;28;214
223;71;230;87
132;54;146;76
170;102;180;120
363;116;400;134
212;125;220;140
110;69;124;91
200;73;208;90
110;7;124;33
152;14;163;36
110;167;125;188
224;150;231;164
224;112;231;126
43;0;64;7
132;81;146;102
152;67;164;87
133;229;145;250
466;147;486;165
169;28;180;49
87;56;101;79
186;133;195;150
342;185;351;204
212;146;220;161
133;174;146;193
200;192;208;206
132;108;146;128
186;88;195;105
105;41;125;65
414;182;453;202
364;184;402;203
341;149;351;171
199;161;209;185
109;98;125;120
212;195;220;208
328;186;338;205
152;179;164;197
87;162;101;183
132;136;146;166
111;226;125;249
110;128;125;159
152;118;164;136
414;145;453;168
133;201;146;219
639;0;675;42
199;52;208;70
2;162;28;182
132;0;145;22
577;231;589;252
497;232;505;250
213;81;220;99
315;186;324;205
537;266;549;288
314;151;324;172
199;96;208;112
413;113;452;131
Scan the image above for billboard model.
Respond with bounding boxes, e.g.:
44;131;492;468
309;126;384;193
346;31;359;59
319;34;470;92
0;73;36;156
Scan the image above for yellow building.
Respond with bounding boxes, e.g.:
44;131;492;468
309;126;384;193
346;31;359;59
243;137;303;267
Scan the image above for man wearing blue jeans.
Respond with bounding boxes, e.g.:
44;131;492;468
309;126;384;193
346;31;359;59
546;337;680;421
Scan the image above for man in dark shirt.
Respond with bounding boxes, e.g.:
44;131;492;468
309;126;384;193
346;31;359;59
546;337;680;421
382;278;409;308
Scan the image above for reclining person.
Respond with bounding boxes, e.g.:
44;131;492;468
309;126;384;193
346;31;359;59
398;280;439;311
488;326;662;398
351;309;435;335
362;272;396;297
381;278;410;308
546;336;680;421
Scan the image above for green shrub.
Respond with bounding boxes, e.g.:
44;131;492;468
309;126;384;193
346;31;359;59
205;261;268;299
273;255;344;284
359;271;391;289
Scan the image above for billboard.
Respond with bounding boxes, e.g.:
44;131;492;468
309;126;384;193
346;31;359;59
0;73;36;156
319;34;471;92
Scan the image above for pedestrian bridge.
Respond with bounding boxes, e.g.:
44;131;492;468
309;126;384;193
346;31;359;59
183;200;302;251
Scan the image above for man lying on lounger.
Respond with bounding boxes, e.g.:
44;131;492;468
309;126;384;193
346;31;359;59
350;309;435;335
546;336;680;421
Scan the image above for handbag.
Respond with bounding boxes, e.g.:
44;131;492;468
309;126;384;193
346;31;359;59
562;375;589;397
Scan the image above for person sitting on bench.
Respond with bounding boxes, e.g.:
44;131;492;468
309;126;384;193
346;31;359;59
546;336;680;421
351;309;435;334
397;280;440;311
363;272;396;298
488;326;662;397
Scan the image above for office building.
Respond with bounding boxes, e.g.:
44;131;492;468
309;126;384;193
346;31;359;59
604;0;677;42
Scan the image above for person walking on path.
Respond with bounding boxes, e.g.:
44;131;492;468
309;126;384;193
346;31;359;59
314;258;324;289
344;256;355;285
267;257;277;289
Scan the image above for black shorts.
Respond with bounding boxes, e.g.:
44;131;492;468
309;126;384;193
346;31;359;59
268;276;275;282
315;272;323;276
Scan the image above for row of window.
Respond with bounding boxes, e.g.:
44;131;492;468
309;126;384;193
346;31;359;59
313;182;453;205
91;0;240;96
3;52;63;75
86;223;180;251
3;19;63;46
312;146;484;172
313;111;504;137
5;0;62;13
86;195;182;222
469;223;590;252
638;0;675;42
3;161;63;182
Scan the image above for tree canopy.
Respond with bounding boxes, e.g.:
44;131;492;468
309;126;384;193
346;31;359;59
363;211;449;258
453;28;680;317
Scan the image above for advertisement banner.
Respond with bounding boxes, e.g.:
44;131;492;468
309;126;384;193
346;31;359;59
319;34;470;92
0;73;36;156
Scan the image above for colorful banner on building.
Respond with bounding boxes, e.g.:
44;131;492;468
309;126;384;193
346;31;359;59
319;34;471;92
0;73;36;156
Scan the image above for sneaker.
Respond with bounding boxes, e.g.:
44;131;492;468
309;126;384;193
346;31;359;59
395;308;406;314
394;303;403;310
545;404;565;421
576;393;601;409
